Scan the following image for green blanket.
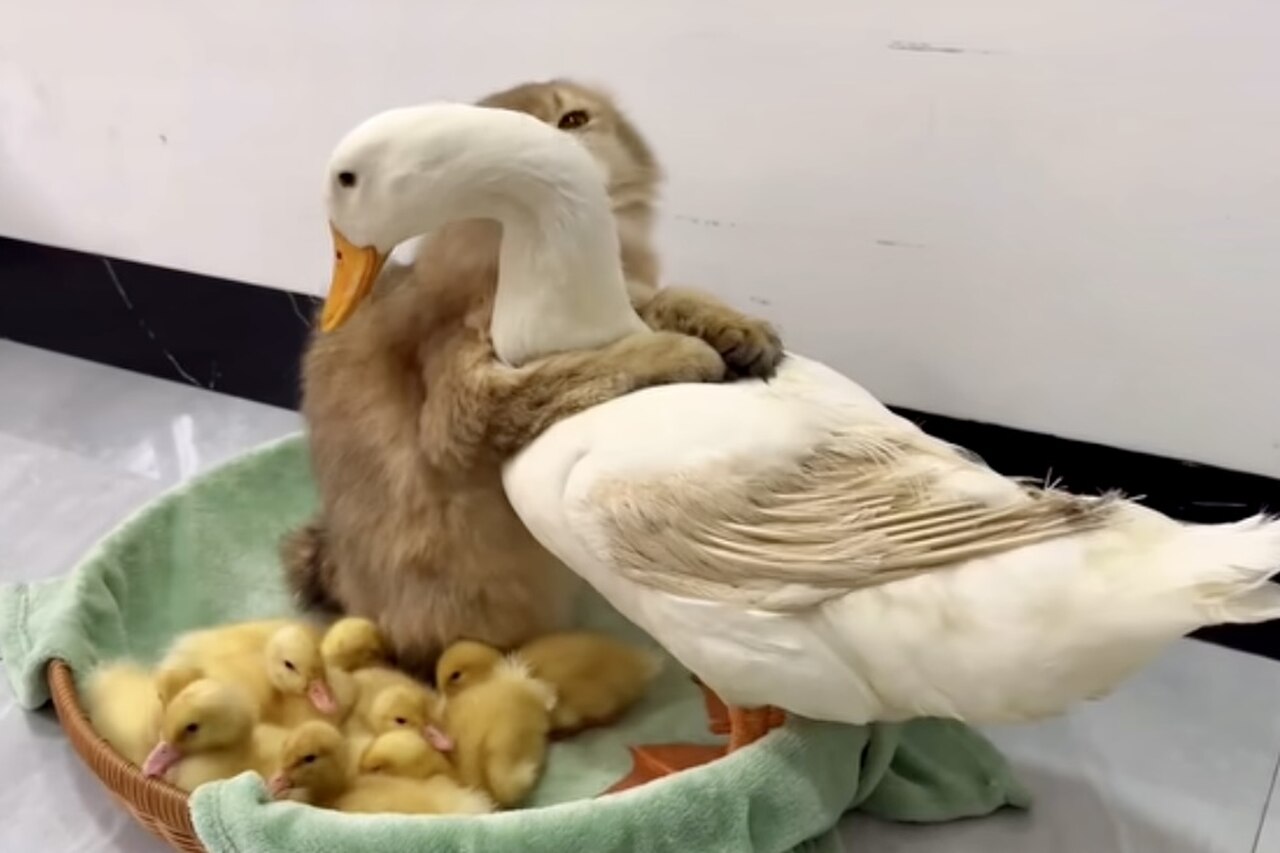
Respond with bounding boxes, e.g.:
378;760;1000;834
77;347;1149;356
0;435;1030;852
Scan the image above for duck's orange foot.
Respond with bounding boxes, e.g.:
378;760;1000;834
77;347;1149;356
603;743;727;794
728;705;786;751
691;677;786;743
601;683;789;795
694;677;731;735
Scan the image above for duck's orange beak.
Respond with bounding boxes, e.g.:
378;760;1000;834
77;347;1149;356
321;225;386;333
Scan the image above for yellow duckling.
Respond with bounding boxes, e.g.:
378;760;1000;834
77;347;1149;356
365;685;454;753
264;624;356;726
359;728;454;780
320;616;388;672
158;618;313;713
84;661;163;765
141;678;286;792
516;631;662;733
339;665;443;741
268;722;491;815
437;641;556;807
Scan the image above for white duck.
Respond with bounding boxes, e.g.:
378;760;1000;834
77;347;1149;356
321;102;1280;785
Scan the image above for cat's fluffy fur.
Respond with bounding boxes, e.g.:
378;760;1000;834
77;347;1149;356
283;80;782;676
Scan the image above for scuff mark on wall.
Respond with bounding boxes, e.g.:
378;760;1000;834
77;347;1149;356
674;214;739;229
888;40;1000;56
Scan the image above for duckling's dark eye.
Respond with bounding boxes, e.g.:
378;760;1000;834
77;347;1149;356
337;171;357;188
284;661;296;672
448;671;463;683
185;723;199;734
557;110;590;130
394;717;407;726
303;754;317;764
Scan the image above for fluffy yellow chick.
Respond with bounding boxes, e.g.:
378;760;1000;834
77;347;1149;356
320;617;388;672
268;722;490;815
338;774;493;816
359;728;454;780
516;632;663;733
85;661;163;765
158;618;314;713
365;685;454;753
141;678;285;792
264;624;356;726
343;667;441;738
437;641;556;807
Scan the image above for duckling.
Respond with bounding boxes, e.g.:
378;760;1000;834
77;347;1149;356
141;678;285;792
266;720;351;805
343;667;435;735
366;685;454;753
84;661;163;765
162;618;296;671
358;729;453;780
359;731;495;814
516;632;663;733
155;663;204;705
283;78;782;677
437;641;556;807
320;616;387;672
345;773;494;816
268;722;491;815
158;618;310;710
264;623;356;726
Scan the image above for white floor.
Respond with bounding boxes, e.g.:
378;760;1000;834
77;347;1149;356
1;339;1278;853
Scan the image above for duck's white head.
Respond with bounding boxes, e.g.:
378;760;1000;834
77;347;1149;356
322;102;616;333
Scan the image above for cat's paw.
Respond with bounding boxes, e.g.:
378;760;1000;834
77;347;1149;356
701;315;783;379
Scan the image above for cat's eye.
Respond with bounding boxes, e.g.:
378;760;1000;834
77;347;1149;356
557;110;590;130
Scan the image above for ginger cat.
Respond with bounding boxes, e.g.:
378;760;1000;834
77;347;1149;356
283;79;782;676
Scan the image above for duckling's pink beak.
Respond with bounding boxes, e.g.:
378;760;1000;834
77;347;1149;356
307;679;338;715
423;724;454;753
142;741;183;779
266;772;293;800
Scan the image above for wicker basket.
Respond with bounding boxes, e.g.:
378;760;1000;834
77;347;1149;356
48;660;204;853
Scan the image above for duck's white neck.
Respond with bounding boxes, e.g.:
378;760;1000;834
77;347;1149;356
488;167;648;368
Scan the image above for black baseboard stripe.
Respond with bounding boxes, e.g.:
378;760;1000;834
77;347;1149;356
3;235;1278;659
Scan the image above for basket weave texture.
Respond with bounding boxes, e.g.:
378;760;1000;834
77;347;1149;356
48;659;204;853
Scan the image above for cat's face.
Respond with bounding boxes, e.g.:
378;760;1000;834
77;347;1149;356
478;79;661;210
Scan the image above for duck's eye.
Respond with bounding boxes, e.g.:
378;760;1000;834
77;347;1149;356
448;671;463;684
394;717;407;726
284;660;296;672
337;171;357;188
557;110;590;130
303;754;317;764
185;722;199;735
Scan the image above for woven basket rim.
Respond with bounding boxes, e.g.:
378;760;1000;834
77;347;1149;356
48;659;202;851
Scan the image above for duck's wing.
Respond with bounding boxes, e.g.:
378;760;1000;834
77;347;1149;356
504;354;1116;612
589;435;1116;610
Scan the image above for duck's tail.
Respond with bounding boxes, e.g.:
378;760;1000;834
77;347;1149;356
1170;514;1280;624
280;519;342;612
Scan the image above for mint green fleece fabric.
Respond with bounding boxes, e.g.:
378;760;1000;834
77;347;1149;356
0;435;1029;852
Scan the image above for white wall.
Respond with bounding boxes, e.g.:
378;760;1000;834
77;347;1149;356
4;1;1279;476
